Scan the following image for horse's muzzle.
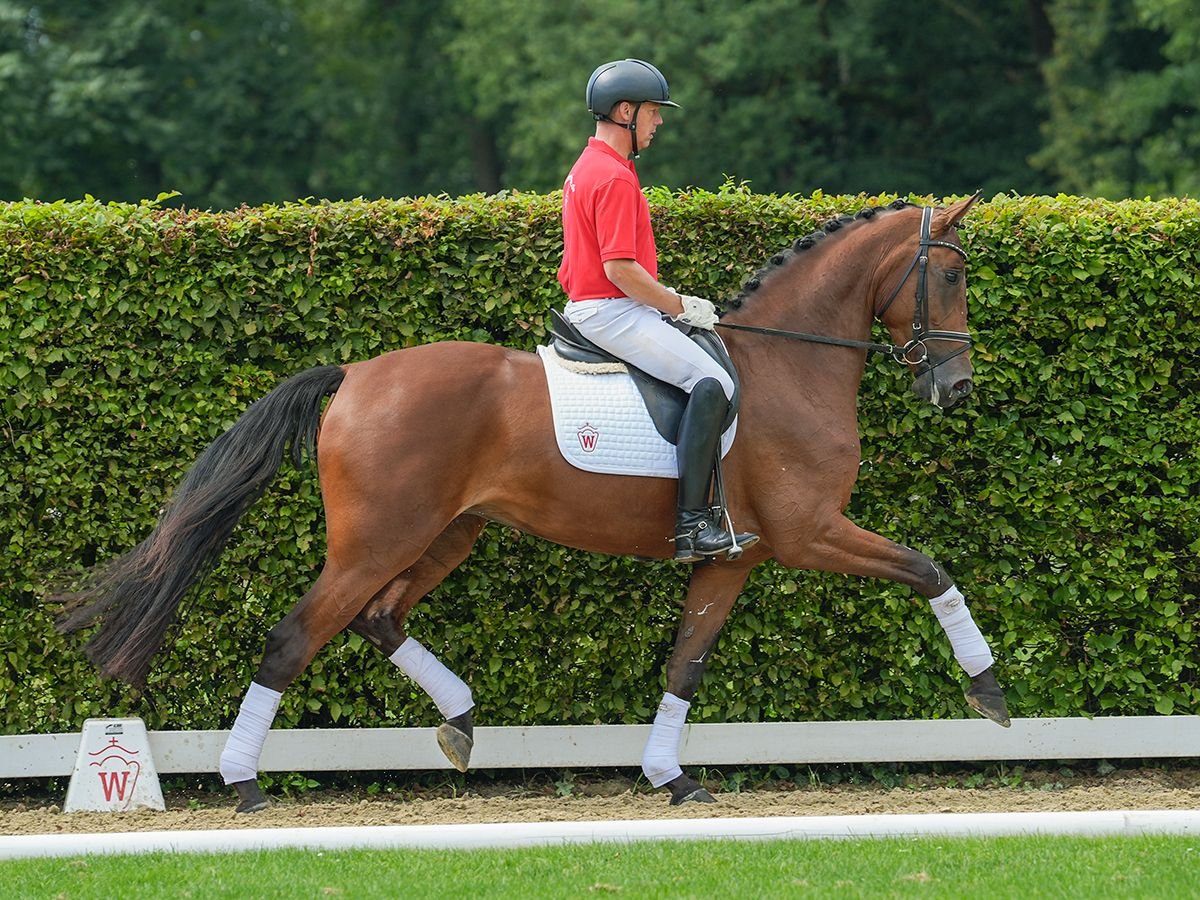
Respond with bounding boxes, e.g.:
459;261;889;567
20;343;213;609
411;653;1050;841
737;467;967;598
943;376;974;410
913;369;974;411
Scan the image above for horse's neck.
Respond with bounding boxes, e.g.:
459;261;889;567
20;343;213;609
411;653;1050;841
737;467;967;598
743;245;874;336
725;249;876;402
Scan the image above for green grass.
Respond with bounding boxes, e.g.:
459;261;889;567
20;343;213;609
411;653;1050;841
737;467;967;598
3;835;1197;898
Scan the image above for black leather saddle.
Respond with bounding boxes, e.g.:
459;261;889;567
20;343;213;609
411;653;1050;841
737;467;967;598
546;308;740;444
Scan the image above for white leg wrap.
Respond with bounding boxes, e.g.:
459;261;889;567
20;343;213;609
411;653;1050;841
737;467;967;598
929;585;994;677
641;692;690;788
389;637;474;720
219;681;282;785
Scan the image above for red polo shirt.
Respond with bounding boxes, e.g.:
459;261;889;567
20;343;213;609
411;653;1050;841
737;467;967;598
558;138;659;301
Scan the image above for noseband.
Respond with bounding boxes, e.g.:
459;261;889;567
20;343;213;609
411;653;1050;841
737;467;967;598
716;206;971;371
874;206;971;370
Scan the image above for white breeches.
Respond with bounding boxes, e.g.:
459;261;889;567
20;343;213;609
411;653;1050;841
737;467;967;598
564;298;735;400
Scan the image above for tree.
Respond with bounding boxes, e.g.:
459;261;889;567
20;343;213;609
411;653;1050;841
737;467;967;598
0;2;163;200
445;0;1053;197
0;1;493;205
0;0;1080;205
295;0;481;199
0;1;325;207
1035;0;1200;198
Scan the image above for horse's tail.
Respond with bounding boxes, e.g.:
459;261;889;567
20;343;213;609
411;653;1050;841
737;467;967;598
55;364;347;686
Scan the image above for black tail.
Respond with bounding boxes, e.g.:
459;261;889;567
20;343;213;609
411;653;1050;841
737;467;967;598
55;364;347;685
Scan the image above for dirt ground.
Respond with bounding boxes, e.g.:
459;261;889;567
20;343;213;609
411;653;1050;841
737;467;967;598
3;767;1197;836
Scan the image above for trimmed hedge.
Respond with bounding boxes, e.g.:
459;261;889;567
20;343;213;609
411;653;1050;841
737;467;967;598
2;188;1197;736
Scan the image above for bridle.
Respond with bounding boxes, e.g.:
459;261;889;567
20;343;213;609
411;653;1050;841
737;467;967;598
716;206;971;371
874;205;971;369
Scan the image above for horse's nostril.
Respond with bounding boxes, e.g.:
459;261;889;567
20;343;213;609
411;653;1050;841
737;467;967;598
954;378;974;397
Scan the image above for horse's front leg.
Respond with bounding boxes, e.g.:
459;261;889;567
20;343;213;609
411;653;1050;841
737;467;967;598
644;561;754;805
781;514;1010;727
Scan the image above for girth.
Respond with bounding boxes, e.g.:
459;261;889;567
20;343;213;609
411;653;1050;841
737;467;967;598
547;308;741;444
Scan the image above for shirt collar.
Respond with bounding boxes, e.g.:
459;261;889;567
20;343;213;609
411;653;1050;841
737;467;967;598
587;137;635;170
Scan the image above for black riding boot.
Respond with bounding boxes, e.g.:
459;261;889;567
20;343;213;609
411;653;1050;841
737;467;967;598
673;378;759;562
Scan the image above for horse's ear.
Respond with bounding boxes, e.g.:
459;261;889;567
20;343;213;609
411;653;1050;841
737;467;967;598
932;190;982;236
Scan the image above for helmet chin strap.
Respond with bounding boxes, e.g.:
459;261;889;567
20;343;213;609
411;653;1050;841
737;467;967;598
598;101;644;159
626;101;643;159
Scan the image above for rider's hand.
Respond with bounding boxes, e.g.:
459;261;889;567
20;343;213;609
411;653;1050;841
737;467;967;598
672;295;719;331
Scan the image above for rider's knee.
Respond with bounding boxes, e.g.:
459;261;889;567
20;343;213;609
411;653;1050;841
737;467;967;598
690;376;730;406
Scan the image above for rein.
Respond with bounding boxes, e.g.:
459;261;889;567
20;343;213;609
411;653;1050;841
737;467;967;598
716;206;971;369
714;320;905;360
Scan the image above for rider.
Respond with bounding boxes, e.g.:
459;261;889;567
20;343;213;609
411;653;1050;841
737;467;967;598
558;58;758;562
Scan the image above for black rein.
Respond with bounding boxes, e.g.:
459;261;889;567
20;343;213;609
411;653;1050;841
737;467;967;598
714;320;901;359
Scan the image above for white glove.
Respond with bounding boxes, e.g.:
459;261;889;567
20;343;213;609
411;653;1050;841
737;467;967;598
672;295;719;330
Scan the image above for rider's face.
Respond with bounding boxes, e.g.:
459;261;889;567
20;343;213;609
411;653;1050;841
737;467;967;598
635;102;664;151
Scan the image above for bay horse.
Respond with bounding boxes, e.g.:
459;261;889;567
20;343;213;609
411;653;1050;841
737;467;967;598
57;193;1010;812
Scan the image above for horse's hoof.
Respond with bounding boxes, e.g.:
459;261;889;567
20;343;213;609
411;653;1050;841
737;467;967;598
965;667;1012;727
665;774;716;806
232;779;269;814
437;714;474;772
671;786;716;805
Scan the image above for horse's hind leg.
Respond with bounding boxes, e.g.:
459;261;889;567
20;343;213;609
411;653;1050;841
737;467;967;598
643;562;753;806
219;559;405;812
348;515;487;772
220;516;486;813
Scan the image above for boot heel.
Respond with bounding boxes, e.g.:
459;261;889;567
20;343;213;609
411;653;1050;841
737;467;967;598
672;533;702;563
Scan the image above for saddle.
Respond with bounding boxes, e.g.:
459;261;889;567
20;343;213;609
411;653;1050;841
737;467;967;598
546;308;740;444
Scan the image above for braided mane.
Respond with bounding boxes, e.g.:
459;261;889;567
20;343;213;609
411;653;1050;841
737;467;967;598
725;199;913;311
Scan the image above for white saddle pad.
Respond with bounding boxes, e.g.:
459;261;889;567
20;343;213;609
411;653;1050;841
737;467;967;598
538;345;736;478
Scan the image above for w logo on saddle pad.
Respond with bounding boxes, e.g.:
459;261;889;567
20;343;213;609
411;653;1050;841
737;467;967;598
538;344;736;478
577;423;600;452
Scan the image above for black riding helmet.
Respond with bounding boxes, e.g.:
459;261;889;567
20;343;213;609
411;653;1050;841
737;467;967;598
586;59;679;158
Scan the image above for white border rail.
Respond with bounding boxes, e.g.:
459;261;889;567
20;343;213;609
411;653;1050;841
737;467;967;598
3;717;1197;779
5;811;1200;859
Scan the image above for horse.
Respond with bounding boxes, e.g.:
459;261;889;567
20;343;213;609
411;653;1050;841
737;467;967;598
56;192;1010;812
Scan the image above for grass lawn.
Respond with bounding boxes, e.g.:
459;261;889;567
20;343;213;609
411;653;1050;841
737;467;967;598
3;834;1197;898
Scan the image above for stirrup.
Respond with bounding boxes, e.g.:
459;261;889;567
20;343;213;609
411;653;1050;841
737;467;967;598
705;456;758;560
674;509;758;563
714;504;757;560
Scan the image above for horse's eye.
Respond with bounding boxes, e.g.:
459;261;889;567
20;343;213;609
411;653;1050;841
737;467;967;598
945;271;960;284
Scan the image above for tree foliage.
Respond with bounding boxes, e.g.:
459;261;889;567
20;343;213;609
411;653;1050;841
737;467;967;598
1036;0;1200;197
10;1;1193;206
0;1;322;207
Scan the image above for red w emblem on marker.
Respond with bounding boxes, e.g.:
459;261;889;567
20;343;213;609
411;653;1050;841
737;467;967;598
88;737;142;807
577;424;599;452
98;770;133;801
